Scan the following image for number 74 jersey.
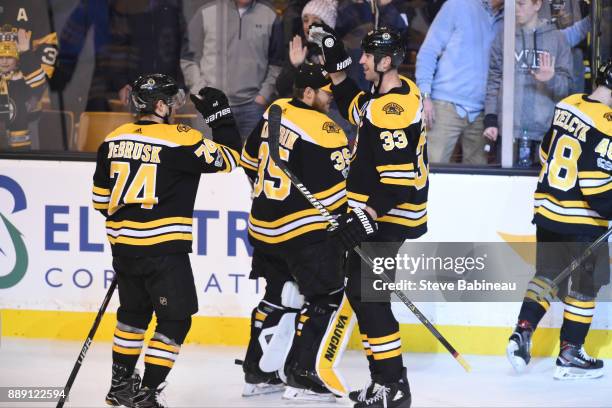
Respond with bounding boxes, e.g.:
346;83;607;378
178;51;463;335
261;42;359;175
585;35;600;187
534;93;612;236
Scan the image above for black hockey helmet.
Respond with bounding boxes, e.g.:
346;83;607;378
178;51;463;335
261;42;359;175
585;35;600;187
130;73;185;114
361;27;405;68
595;59;612;89
295;63;331;91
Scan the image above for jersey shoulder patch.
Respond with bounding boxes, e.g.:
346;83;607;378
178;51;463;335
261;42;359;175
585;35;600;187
367;77;421;130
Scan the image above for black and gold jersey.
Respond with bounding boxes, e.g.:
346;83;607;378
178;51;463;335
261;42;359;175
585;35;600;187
92;121;240;257
533;94;612;236
240;98;349;251
332;76;428;239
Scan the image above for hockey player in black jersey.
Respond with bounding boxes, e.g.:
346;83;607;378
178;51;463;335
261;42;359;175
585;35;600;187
92;74;241;407
507;61;612;380
239;63;349;402
309;25;428;408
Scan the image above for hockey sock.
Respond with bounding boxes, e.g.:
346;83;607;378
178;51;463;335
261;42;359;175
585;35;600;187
142;332;181;388
518;277;554;327
112;322;146;374
360;333;377;374
560;295;595;345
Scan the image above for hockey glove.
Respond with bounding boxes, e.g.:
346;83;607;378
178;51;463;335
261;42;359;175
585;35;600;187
190;87;235;129
308;23;352;73
328;208;378;252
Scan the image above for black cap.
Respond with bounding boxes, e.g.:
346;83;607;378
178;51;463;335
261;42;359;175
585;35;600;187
294;63;332;91
362;27;405;67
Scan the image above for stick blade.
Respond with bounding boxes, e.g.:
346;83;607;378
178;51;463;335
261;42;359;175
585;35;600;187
267;104;283;164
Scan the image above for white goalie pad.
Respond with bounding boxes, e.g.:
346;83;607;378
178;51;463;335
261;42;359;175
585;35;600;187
259;312;296;375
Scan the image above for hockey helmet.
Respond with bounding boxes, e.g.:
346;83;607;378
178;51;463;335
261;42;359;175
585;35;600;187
295;63;332;92
595;59;612;90
130;74;185;114
361;27;405;68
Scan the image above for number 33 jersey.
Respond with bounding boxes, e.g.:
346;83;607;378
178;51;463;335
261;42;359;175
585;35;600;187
92;121;240;256
333;76;428;239
240;98;349;252
533;94;612;236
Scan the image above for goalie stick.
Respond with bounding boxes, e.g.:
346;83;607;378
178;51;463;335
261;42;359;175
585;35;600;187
56;277;118;408
537;226;612;302
266;104;471;373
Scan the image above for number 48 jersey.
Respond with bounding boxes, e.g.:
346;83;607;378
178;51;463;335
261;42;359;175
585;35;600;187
534;94;612;236
92;121;240;257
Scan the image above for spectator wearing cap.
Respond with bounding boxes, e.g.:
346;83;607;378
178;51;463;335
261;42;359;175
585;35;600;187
416;0;503;165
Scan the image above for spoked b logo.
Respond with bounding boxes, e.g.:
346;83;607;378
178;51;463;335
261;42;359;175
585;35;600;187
0;175;28;289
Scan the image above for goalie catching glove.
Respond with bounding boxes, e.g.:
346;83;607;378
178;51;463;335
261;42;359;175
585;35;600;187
328;208;378;252
190;87;235;128
308;22;352;73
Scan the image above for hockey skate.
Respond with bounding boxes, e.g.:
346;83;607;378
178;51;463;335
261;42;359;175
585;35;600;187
282;364;336;402
348;374;383;403
242;369;285;397
105;363;141;406
354;368;411;408
132;382;167;408
506;320;533;373
553;342;604;380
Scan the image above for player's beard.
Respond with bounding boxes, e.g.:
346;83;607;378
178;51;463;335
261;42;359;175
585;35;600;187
312;92;331;114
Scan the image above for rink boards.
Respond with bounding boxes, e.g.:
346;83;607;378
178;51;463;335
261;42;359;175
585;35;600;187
0;159;610;357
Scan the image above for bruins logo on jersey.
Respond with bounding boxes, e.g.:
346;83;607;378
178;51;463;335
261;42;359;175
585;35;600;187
382;102;404;115
604;112;612;121
322;121;341;133
177;124;192;132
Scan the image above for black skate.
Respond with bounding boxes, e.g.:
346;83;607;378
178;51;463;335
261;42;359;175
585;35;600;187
282;364;335;402
554;342;604;380
132;382;167;408
506;320;533;373
242;368;285;397
105;363;141;406
348;374;382;402
354;368;411;408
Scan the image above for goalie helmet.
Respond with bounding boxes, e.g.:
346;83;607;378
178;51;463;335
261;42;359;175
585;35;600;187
361;27;405;68
595;59;612;90
130;74;185;114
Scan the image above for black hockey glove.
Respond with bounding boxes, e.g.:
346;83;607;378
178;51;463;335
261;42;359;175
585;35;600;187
328;208;378;252
190;87;235;129
308;22;352;73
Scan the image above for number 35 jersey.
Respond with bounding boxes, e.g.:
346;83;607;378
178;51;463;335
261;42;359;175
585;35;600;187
332;76;428;240
240;98;349;252
92;121;240;257
533;94;612;237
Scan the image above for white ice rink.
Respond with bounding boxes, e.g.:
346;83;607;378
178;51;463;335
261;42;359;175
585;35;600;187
1;338;610;407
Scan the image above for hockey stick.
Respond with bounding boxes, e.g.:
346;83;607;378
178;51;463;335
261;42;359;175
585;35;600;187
267;104;471;372
368;0;380;30
537;226;612;302
56;277;118;408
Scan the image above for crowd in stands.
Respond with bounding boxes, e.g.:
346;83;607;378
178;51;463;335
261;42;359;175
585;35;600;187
0;0;605;168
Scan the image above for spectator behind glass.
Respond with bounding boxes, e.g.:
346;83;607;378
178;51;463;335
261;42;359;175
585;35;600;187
181;0;284;142
484;0;572;167
276;0;356;143
335;0;407;90
415;0;503;165
110;0;187;107
0;25;48;150
1;2;58;150
539;0;591;94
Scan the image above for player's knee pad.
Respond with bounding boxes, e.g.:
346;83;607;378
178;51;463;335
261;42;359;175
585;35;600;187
155;317;192;345
117;308;152;331
524;276;558;311
281;281;305;309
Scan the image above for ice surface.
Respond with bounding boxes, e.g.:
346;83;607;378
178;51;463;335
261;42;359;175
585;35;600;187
0;338;610;407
